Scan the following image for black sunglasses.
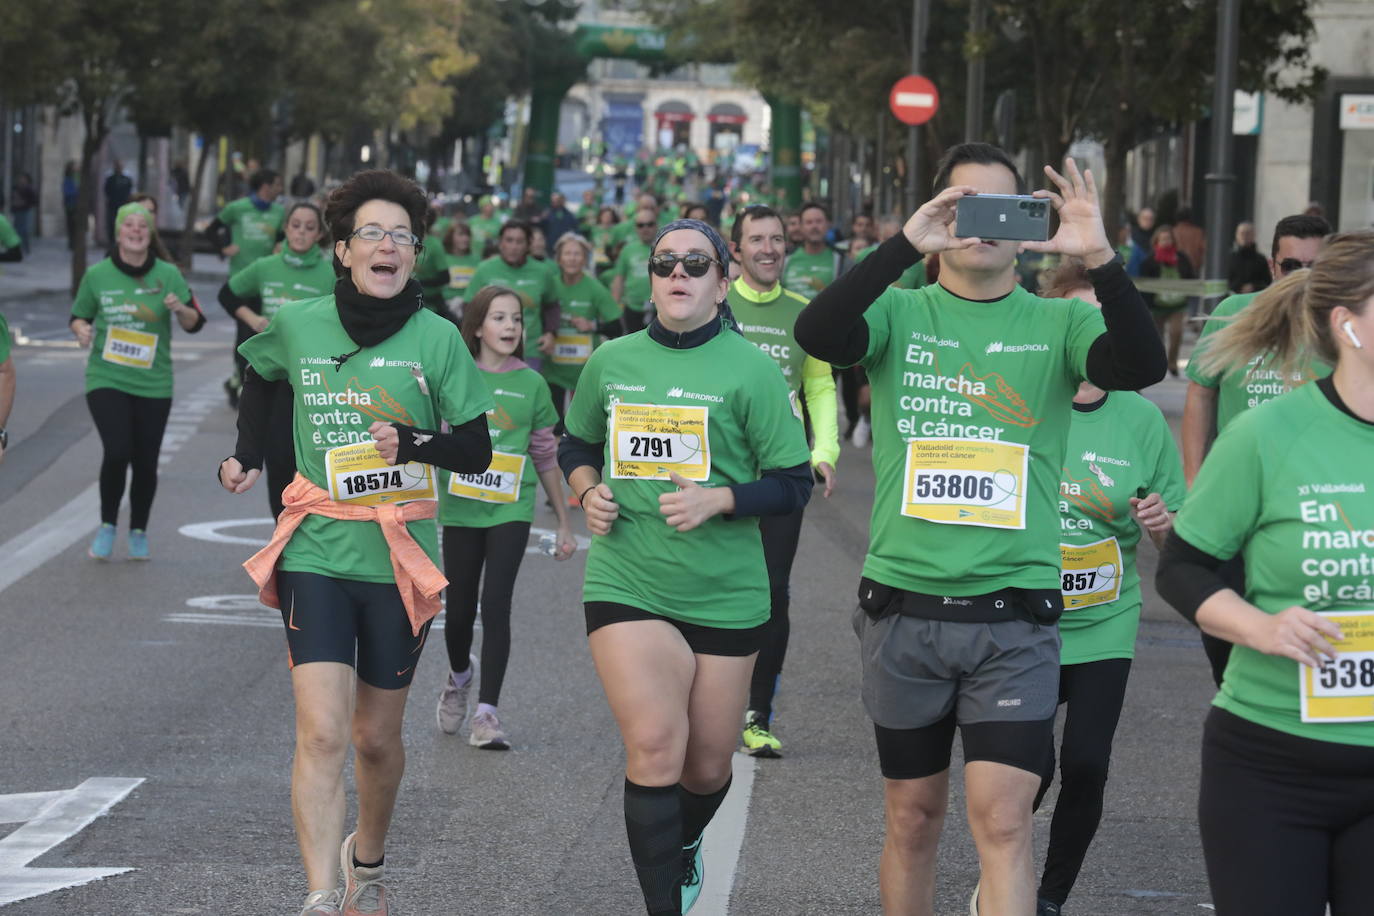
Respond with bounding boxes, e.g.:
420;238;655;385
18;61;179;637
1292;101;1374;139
1278;258;1315;274
649;252;723;278
635;221;656;228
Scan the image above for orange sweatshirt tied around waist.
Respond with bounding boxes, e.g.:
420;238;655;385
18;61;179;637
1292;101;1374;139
244;473;447;636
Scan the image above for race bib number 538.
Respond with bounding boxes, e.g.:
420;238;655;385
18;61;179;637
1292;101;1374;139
1300;610;1374;723
609;403;710;481
902;438;1027;529
325;441;435;506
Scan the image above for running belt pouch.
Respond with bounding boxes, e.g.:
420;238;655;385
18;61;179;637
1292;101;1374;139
858;577;899;622
1016;588;1064;626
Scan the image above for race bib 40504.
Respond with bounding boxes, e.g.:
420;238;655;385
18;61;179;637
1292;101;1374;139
448;450;526;504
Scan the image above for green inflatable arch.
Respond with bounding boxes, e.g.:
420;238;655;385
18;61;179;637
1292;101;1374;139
523;25;802;209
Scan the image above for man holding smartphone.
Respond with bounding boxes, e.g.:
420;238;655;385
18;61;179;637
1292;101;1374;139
796;142;1164;916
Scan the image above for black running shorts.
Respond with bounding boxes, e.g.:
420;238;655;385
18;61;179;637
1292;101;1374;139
585;602;766;657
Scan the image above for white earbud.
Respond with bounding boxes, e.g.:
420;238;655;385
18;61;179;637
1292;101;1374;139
1343;320;1364;350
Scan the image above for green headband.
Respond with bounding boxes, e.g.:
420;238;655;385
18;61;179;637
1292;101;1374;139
115;202;155;236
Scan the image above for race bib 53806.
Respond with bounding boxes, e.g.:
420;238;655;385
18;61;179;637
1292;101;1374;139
1301;610;1374;724
609;403;710;481
1059;537;1123;609
325;441;435;506
448;450;526;504
102;326;158;369
901;438;1027;529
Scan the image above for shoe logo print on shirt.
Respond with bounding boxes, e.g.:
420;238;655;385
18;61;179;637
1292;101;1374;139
957;364;1041;427
1087;461;1115;489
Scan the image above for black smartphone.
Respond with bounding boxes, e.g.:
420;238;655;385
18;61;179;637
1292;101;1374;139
954;194;1052;242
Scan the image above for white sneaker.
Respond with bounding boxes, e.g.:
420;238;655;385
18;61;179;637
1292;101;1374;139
300;888;342;914
436;657;475;735
851;416;871;448
468;709;511;750
968;879;980;915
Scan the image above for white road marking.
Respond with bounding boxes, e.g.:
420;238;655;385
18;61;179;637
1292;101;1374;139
0;777;144;907
695;752;757;915
178;518;274;546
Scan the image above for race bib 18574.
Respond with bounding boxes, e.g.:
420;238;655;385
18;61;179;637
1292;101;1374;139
447;450;526;504
901;438;1027;529
102;326;158;369
325;441;436;506
1059;537;1124;609
609;403;710;481
1301;610;1374;724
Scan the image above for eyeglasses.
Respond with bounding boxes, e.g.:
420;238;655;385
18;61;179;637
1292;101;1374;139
1278;258;1315;274
635;221;656;228
349;225;420;247
649;252;723;278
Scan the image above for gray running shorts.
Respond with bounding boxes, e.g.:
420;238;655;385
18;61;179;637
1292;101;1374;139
852;606;1060;730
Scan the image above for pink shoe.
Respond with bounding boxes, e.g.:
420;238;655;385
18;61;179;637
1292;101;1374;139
340;832;388;916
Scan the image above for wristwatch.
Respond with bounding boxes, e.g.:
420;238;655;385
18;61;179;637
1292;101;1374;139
0;428;8;449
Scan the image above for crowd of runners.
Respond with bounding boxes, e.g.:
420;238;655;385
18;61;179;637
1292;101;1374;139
6;135;1364;916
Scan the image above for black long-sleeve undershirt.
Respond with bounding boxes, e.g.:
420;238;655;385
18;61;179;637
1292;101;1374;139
229;366;491;475
218;280;262;319
795;232;1167;390
558;432;812;518
1155;531;1230;626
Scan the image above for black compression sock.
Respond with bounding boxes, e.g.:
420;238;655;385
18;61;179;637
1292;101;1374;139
353;853;384;870
623;779;683;916
679;776;731;848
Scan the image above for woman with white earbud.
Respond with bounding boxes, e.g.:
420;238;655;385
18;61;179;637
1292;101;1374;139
1156;230;1374;916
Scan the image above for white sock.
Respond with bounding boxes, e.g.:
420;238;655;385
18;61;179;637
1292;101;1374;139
450;667;472;688
476;702;498;719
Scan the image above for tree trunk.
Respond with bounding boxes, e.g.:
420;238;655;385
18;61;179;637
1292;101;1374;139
70;109;108;296
180;136;218;272
1102;130;1132;239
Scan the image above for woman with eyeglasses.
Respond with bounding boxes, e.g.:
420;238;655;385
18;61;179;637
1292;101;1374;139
609;207;660;334
70;201;206;560
559;219;813;915
543;233;623;424
218;169;494;916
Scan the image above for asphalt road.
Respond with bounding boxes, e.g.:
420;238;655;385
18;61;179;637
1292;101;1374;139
0;273;1220;915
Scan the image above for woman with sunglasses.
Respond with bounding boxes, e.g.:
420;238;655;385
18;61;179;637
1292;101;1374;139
559;219;813;915
217;201;334;518
219;169;494;916
70;201;206;560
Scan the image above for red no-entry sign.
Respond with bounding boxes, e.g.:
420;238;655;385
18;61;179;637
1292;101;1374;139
890;75;939;126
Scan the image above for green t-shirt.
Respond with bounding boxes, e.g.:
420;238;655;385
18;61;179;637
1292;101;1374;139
782;247;841;300
468;215;503;254
0;311;10;363
1058;393;1186;663
726;279;809;391
0;214;19;253
228;247;335;320
71;258;193;398
438;364;557;528
218;197;285;276
238;297;493;583
467;256;558;352
854;243;927;289
1176;382;1374;747
612;239;652;313
564;326;812;628
857;283;1106;596
1186;292;1331;433
542;273;621;391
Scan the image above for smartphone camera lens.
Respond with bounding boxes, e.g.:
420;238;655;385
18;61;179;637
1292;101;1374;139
1018;201;1028;209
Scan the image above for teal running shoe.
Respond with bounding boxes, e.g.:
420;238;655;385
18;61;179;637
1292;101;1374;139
680;835;704;913
89;523;116;560
128;529;150;560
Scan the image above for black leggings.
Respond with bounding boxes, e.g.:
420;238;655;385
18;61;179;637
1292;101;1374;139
86;388;172;530
1034;657;1132;906
748;506;805;720
1198;707;1374;916
441;522;531;707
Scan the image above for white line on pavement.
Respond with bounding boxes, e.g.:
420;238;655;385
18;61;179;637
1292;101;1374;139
0;777;145;907
696;752;757;915
0;482;101;598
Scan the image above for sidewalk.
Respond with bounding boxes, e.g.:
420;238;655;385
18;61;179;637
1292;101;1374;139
0;237;228;302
